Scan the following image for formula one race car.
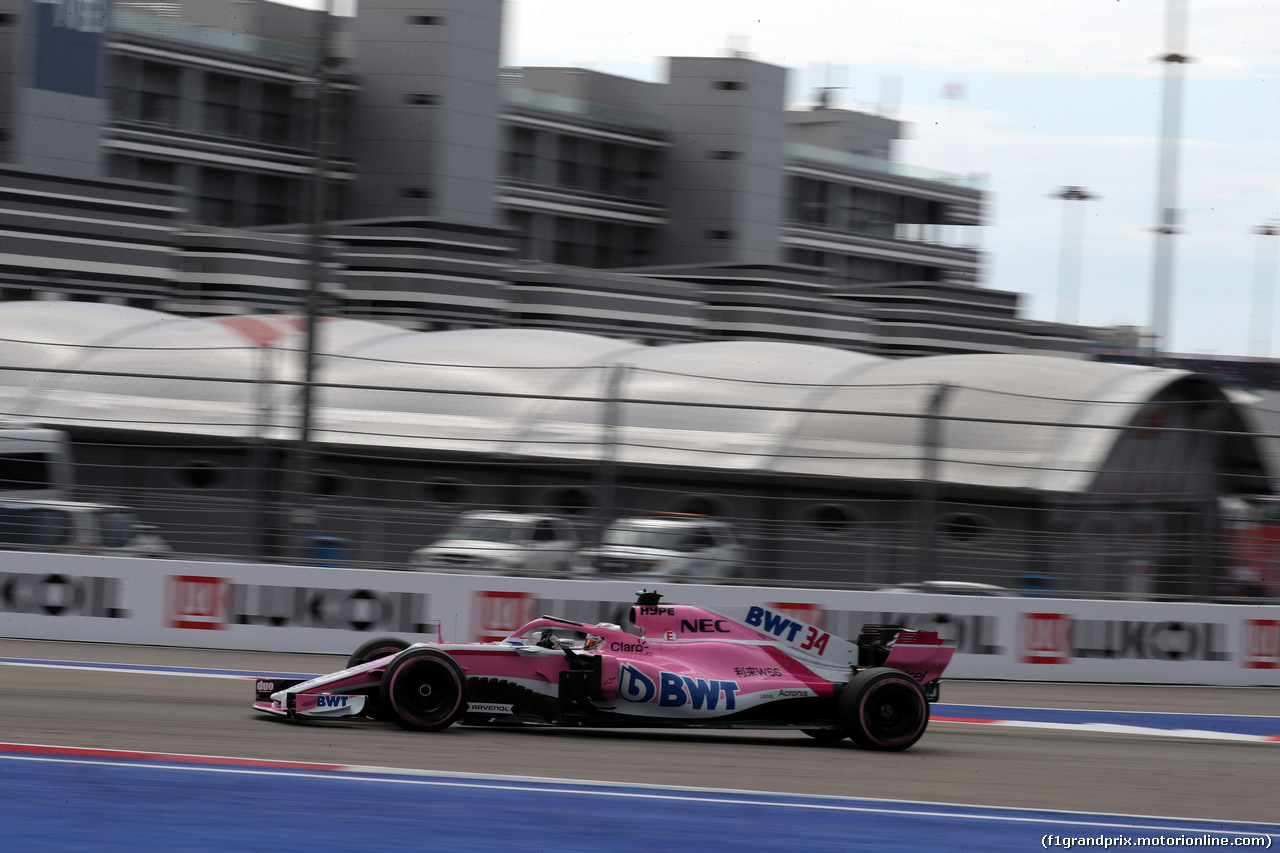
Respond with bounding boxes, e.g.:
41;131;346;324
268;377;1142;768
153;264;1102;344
252;591;956;751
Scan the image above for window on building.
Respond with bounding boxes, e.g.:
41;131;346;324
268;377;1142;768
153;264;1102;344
255;175;289;225
628;228;655;266
787;248;825;269
198;168;237;226
598;143;619;195
849;187;898;237
505;127;537;182
140;62;180;126
203;73;241;137
593;221;615;268
137;159;176;186
790;177;829;225
260;83;293;146
556;136;580;187
553;217;577;265
628;148;657;200
505;209;533;260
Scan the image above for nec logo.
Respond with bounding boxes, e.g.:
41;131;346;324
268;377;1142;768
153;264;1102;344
680;618;729;633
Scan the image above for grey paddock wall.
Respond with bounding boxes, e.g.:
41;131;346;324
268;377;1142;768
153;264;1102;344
2;551;1278;686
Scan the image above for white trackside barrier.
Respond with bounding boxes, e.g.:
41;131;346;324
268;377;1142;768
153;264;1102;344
1;551;1278;685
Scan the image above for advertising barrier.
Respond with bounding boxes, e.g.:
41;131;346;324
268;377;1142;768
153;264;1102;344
2;551;1278;685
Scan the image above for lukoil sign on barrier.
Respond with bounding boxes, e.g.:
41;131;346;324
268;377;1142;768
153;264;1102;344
1;551;1278;685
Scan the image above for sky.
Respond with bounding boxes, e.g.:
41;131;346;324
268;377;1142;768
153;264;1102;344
284;1;1279;356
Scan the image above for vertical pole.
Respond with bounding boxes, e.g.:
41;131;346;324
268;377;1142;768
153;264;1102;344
1148;0;1191;352
914;383;952;581
290;1;335;560
1247;224;1280;358
1053;186;1097;325
596;364;626;544
250;344;277;560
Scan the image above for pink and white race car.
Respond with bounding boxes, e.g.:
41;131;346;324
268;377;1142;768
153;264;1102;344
252;591;955;751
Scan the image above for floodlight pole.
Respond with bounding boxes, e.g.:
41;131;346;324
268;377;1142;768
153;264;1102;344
1147;0;1191;353
1052;186;1097;325
914;383;952;581
1248;223;1280;358
290;0;335;560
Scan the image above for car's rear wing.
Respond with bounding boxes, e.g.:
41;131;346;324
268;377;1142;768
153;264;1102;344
857;624;955;686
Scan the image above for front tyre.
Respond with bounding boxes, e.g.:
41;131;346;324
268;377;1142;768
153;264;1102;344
839;667;928;751
347;636;411;669
380;648;467;732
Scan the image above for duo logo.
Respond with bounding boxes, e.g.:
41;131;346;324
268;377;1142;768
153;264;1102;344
618;664;739;711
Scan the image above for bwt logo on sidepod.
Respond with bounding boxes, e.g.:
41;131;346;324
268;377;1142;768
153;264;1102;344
619;663;657;703
618;664;739;710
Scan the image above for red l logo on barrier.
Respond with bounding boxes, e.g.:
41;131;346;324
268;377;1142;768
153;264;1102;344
167;576;229;630
1020;613;1071;664
1242;620;1280;669
472;591;537;642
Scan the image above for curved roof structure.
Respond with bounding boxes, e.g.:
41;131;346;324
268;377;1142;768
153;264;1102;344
0;302;1261;494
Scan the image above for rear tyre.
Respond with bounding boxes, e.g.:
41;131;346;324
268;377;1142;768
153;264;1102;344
839;667;928;751
347;636;411;669
380;648;467;732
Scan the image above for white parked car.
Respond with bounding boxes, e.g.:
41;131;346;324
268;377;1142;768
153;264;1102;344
410;511;580;573
0;499;171;557
874;581;1017;597
576;514;743;579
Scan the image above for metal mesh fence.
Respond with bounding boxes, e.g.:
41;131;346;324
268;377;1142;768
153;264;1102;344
0;337;1277;602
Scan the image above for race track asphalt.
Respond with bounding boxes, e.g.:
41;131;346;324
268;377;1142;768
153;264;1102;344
1;638;1276;824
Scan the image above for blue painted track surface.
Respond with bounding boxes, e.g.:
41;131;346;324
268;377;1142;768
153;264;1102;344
2;753;1275;853
932;703;1280;738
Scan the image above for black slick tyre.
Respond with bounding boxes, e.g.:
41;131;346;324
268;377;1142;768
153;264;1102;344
347;636;411;669
839;667;928;751
380;648;467;732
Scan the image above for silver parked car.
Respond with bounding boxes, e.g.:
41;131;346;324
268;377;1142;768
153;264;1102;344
410;511;580;573
575;514;743;579
0;499;171;557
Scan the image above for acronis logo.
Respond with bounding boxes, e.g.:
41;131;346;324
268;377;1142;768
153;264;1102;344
618;664;739;711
